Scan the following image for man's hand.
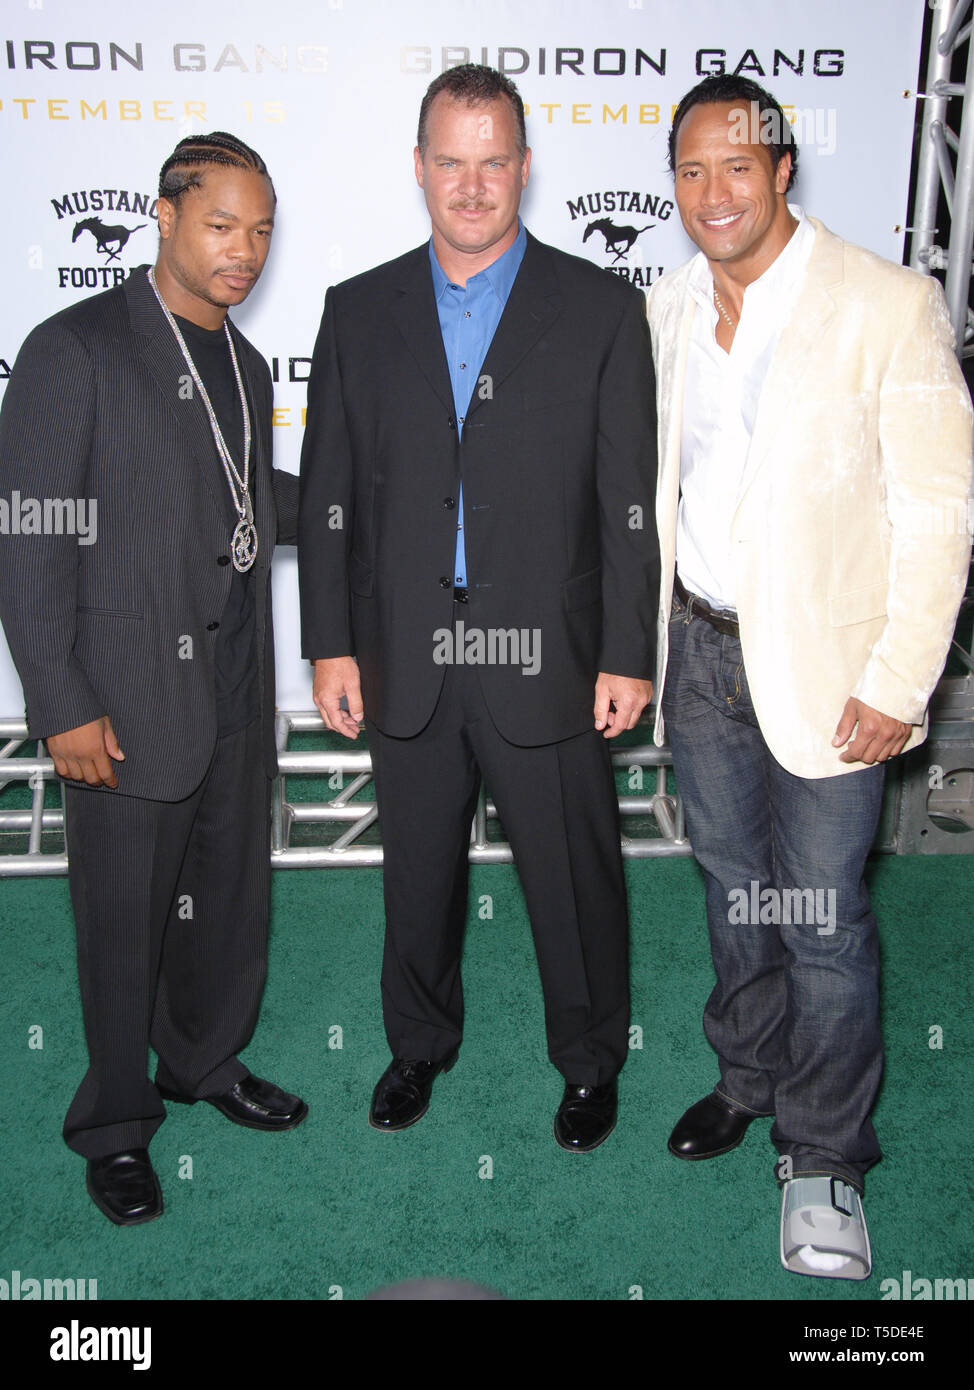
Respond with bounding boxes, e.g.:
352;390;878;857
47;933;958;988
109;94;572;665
594;673;653;739
313;656;364;739
46;716;125;787
832;697;912;765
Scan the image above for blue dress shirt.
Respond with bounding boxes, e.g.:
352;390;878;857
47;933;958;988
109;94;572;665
429;220;527;587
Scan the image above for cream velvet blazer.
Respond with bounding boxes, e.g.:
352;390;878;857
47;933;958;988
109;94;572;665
648;218;973;779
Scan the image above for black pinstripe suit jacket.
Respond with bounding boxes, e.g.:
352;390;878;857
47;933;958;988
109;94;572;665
0;266;297;801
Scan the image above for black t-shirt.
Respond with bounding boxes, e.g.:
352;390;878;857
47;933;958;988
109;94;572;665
173;313;259;735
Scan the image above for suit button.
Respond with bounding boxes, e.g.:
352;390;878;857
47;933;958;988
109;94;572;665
447;416;456;430
443;497;455;509
206;621;220;631
217;555;231;566
438;576;451;588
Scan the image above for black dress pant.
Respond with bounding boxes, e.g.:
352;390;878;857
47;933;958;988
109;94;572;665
368;660;630;1086
62;718;271;1159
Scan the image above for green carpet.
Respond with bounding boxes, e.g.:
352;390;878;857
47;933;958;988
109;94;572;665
1;850;971;1303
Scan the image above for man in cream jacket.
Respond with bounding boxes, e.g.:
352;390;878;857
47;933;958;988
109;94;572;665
648;75;972;1280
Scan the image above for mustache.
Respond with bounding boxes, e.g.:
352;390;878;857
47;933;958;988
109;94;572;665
215;267;258;278
448;202;496;211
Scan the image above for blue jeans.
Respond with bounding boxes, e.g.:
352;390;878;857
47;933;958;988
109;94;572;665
662;590;886;1191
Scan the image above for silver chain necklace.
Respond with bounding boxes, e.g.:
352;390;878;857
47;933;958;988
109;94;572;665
147;267;257;572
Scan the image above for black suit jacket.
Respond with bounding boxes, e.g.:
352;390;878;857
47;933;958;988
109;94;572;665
0;266;297;800
298;232;658;745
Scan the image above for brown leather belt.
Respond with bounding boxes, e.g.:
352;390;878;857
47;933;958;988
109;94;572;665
674;573;740;638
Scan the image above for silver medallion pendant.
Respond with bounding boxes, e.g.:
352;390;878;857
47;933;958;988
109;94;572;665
231;518;258;572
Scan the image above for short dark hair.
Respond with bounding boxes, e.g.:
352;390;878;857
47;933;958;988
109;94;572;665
158;131;275;206
667;76;799;192
417;64;527;159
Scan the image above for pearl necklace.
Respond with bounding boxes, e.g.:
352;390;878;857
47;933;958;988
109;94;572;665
713;287;735;328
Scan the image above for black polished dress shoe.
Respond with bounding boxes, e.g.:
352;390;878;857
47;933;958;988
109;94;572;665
86;1149;163;1226
157;1074;308;1131
667;1091;762;1160
369;1053;458;1131
553;1078;618;1152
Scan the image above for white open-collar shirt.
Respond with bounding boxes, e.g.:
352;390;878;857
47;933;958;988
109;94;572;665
676;204;816;612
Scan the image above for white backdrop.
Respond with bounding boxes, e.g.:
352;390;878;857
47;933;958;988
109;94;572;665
0;0;927;715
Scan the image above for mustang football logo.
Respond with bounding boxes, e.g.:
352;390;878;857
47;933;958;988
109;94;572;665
567;190;673;287
49;186;157;290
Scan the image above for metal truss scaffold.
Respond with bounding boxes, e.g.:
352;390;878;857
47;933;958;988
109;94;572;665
0;720;65;876
0;712;691;877
270;712;689;867
910;0;974;351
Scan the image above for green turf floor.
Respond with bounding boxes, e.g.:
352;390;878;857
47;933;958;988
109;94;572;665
0;850;971;1303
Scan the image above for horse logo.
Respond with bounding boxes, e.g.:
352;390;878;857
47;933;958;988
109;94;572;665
72;218;147;263
582;218;654;264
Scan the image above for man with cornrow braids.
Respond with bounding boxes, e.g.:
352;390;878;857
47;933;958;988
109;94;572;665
0;132;306;1225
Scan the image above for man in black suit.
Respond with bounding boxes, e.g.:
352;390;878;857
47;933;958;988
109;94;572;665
0;133;306;1226
299;66;658;1149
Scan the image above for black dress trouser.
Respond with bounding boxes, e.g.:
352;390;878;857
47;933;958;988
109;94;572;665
368;658;631;1087
62;718;271;1159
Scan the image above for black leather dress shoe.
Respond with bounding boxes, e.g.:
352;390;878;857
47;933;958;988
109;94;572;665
553;1078;618;1152
157;1074;308;1131
86;1149;163;1226
369;1054;458;1131
668;1092;762;1160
